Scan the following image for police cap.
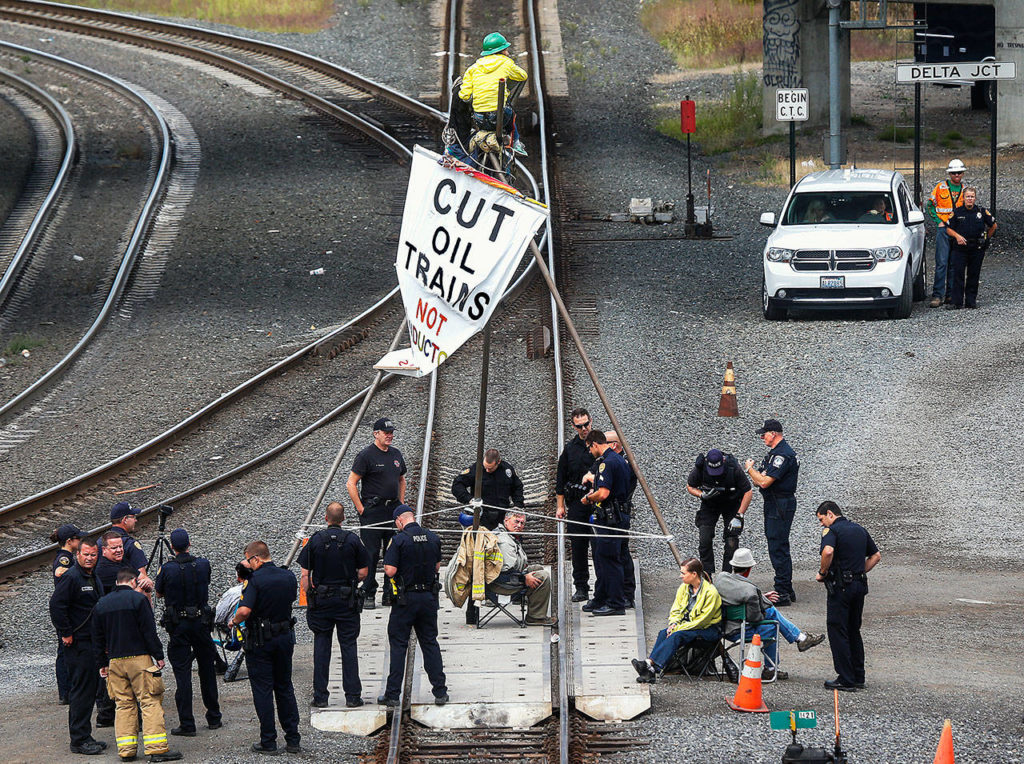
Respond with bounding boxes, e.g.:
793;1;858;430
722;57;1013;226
393;504;415;522
373;417;396;432
705;449;725;476
755;419;783;435
169;528;190;550
56;523;83;542
110;501;142;521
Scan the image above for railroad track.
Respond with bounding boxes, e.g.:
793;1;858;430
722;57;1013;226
0;1;541;580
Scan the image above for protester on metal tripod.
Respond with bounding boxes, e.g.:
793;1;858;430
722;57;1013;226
458;32;528;158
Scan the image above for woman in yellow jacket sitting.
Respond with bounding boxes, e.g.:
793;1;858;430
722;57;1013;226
632;557;722;682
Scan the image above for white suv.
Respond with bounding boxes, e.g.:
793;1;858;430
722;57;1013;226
759;169;927;320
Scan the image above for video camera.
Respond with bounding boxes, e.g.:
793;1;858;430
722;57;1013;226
156;504;174;532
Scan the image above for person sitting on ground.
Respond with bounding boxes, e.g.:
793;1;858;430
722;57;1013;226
490;511;556;626
632;557;721;682
459;32;528;157
714;547;825;682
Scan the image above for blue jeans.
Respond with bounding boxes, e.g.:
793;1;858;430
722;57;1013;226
649;626;721;670
932;226;950;299
730;606;801;665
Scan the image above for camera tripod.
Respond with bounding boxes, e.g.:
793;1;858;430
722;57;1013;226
147;504;176;571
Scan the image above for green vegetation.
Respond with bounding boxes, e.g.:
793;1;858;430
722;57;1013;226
642;0;910;68
3;335;45;357
850;114;870;127
876;125;915;143
642;0;761;69
656;71;763;154
64;0;334;33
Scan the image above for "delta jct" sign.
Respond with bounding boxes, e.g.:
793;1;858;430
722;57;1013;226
896;61;1017;83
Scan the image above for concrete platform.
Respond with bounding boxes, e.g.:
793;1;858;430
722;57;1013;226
572;558;651;721
308;580;391;736
410;567;553;729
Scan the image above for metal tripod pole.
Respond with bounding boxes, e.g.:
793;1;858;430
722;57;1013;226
284;320;408;567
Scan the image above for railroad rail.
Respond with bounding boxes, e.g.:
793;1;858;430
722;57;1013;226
0;68;75;311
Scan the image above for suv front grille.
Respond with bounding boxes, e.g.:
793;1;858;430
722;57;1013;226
792;249;874;272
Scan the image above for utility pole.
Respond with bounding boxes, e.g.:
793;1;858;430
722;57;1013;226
827;0;843;169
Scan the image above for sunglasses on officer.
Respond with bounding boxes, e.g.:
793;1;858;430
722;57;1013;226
573;420;591;430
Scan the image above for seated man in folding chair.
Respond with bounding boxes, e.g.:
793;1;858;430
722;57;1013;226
715;547;825;682
632;558;721;683
488;511;556;627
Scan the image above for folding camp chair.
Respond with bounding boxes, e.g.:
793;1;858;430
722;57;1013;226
721;603;781;683
477;574;529;629
663;633;725;681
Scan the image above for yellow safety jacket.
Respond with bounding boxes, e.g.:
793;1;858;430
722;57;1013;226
443;527;501;607
667;580;722;632
458;54;528;114
927;180;964;225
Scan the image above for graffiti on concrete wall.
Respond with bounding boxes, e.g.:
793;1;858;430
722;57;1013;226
764;0;801;87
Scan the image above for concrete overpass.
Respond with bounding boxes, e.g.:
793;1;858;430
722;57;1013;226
763;0;1024;145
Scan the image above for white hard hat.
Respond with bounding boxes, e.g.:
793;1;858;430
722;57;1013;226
947;159;966;173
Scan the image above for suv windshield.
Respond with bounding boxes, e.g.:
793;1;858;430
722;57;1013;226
782;191;897;225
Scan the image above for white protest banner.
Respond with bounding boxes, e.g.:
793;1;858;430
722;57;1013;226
375;145;548;377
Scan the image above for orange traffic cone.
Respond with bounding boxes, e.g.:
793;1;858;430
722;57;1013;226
297;538;309;608
933;719;955;764
717;362;738;417
726;633;769;712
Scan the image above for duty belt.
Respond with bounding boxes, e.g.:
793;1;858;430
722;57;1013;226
405;583;436;592
176;606;203;619
314;585;354;599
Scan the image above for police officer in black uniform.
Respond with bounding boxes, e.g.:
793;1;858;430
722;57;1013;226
744;419;800;606
378;505;448;707
51;523;83;705
945;186;997;310
686;448;753;574
101;502;152;588
154;528;222;736
298;501;369;709
49;539;108;756
602;432;638;607
451;447;525;530
580;430;632;617
555;408;597;602
815;501;881;692
92;529;128;728
229;541;301;755
346;417;407;609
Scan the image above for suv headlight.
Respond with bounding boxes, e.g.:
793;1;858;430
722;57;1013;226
766;247;794;262
871;246;903;261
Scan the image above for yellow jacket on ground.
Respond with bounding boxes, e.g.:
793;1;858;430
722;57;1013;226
458;54;528;113
667;579;722;631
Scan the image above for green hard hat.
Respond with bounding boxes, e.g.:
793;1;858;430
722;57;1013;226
481;32;510;56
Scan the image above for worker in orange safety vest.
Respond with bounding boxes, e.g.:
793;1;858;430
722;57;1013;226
926;159;967;307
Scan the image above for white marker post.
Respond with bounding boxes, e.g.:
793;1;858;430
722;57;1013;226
776;88;808;187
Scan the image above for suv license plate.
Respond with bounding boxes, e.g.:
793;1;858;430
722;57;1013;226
821;275;845;289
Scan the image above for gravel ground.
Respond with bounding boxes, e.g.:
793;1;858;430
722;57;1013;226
554;1;1024;762
2;1;1023;762
0;83;34;250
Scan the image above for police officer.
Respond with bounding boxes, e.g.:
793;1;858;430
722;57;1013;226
154;528;222;736
101;502;152;590
378;505;448;707
229;541;301;755
346;417;407;609
298;501;369;709
744;419;800;606
93;567;182;762
686;448;753;574
555;407;597;602
451;447;525;530
50;523;82;705
580;430;632;616
591;432;638;608
49;539;107;756
92;530;126;728
945;186;997;310
815;501;881;692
